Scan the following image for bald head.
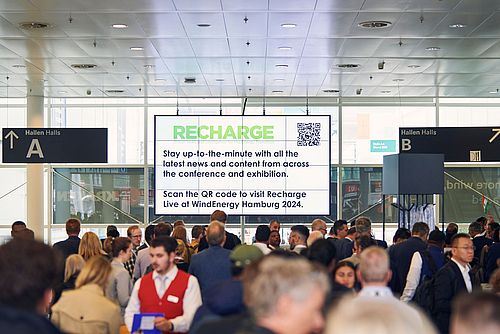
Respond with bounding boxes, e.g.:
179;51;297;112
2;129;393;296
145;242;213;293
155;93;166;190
311;219;327;236
207;220;226;246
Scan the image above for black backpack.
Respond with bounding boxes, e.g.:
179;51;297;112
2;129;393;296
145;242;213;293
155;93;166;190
412;250;438;315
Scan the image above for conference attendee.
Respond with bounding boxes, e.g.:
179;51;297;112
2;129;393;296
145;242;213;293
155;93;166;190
125;237;202;333
189;221;232;297
342;235;377;266
239;256;330;334
485;241;500;282
326;297;437;334
53;218;81;261
305;239;336;274
172;225;191;264
52;254;85;305
189;225;204;255
13;227;35;240
307;230;324;247
0;238;62;334
445;223;459;248
389;222;430;294
133;222;172;280
78;231;107;261
123;225;142;278
401;230;446;302
332;226;357;262
269;219;280;232
198;210;241;252
332;219;349;239
10;220;26;238
137;224;155;252
51;256;121;334
355;216;388;248
432;233;478;334
311;218;328;236
253;225;271;255
450;292;500;334
333;261;357;290
392;227;411;245
191;245;264;333
105;237;133;317
469;221;493;266
490;268;500;294
268;230;281;250
288;225;309;254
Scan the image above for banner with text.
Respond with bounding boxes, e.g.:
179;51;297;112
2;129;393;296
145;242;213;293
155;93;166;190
154;115;331;215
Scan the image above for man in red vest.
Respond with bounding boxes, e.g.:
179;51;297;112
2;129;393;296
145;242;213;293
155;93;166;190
125;236;202;333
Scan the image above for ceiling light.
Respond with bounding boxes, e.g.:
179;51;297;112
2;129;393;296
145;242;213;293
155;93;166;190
105;89;125;94
155;79;166;82
18;22;52;30
358;21;392;29
143;64;155;69
336;64;360;69
275;64;289;68
112;24;128;29
164;90;176;94
184;77;196;84
278;46;292;51
272;90;283;94
58;91;67;94
380;90;392;94
71;64;97;69
449;23;467;28
274;79;285;83
12;64;26;68
281;23;297;28
425;46;441;51
322;89;339;93
130;47;144;51
197;23;211;28
407;64;421;68
489;89;499;94
392;78;404;82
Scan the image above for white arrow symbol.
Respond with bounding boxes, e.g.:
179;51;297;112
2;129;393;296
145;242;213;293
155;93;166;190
4;130;19;149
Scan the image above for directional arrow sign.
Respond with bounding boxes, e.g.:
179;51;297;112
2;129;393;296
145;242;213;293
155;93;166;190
2;128;107;163
4;130;19;149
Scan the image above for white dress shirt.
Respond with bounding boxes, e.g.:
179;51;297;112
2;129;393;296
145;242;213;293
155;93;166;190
400;252;423;302
451;258;472;292
124;266;202;332
253;242;271;255
357;286;394;298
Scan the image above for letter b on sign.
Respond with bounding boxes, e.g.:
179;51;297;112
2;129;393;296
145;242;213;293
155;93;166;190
401;139;412;151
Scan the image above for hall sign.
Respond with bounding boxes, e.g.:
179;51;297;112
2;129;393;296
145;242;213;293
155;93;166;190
399;127;500;162
2;128;108;163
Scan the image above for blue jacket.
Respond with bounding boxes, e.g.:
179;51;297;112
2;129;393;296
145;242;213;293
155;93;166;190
189;245;232;298
485;242;500;281
420;245;446;278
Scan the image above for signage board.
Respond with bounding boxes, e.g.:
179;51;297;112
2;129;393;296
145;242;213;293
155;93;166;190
370;140;396;152
399;127;500;162
154;115;331;215
2;128;108;163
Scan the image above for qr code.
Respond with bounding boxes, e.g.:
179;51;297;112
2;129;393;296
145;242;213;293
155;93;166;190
297;123;321;146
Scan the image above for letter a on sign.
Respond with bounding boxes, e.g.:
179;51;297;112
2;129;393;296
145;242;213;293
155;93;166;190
26;139;44;158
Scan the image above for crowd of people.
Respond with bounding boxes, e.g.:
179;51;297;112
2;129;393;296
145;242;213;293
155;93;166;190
0;210;499;334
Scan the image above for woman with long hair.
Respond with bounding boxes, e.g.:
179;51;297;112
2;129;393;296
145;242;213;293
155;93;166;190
104;237;133;317
172;225;191;265
52;254;85;305
78;231;107;261
51;256;121;334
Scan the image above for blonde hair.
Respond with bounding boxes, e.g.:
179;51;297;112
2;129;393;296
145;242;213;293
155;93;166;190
75;255;112;289
78;232;105;261
64;254;85;282
358;246;389;283
243;256;329;318
326;297;437;334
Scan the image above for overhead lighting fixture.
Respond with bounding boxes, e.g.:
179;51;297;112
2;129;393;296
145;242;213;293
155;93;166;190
18;22;52;30
358;21;392;29
275;64;289;68
197;23;211;28
184;77;196;84
12;64;26;68
164;90;176;94
58;90;67;94
272;90;284;94
322;89;339;93
155;79;166;82
449;23;467;28
215;78;225;82
143;64;155;69
380;90;392;94
105;89;125;94
130;47;144;51
425;46;441;51
407;64;421;69
489;89;499;94
336;64;360;69
274;79;285;83
278;46;292;51
112;24;128;29
281;23;297;28
392;78;404;82
71;63;97;69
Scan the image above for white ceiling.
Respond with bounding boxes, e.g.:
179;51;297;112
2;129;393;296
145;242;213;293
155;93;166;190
0;0;499;98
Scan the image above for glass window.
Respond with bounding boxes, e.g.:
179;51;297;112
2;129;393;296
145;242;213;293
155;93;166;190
444;167;499;223
0;168;27;227
52;168;145;225
342;106;435;163
439;100;500;126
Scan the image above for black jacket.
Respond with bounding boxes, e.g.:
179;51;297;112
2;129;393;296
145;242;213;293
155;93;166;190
329;238;353;262
0;305;62;334
432;260;477;334
198;231;241;252
389;237;428;294
53;236;80;260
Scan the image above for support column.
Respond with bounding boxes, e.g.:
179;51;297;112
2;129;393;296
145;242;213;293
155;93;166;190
26;82;44;240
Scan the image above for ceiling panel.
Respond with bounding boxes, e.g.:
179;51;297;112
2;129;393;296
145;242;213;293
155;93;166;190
308;12;357;37
151;38;195;57
315;0;365;11
180;13;226;37
163;58;202;74
266;38;305;57
269;0;317;11
268;12;313;37
135;13;186;38
297;58;335;74
224;12;268;37
191;38;230;57
173;0;221;11
228;38;267;57
221;0;268;11
197;58;233;73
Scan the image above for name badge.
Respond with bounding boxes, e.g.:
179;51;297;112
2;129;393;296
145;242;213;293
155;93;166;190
167;295;179;303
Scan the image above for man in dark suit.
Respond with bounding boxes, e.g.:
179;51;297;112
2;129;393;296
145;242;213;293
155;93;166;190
328;220;355;262
432;233;477;334
189;221;232;299
469;221;493;266
355;216;388;249
52;218;81;261
389;222;429;294
198;210;241;252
